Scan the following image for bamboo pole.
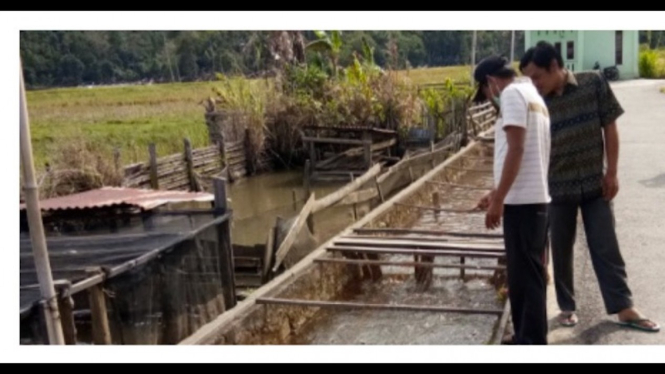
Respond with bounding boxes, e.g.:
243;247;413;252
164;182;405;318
304;160;314;234
256;297;503;316
149;143;159;190
20;63;65;345
350;173;358;221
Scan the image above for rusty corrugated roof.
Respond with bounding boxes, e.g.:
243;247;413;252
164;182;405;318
19;187;214;212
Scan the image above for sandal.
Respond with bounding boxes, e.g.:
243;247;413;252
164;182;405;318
558;311;578;327
616;318;661;333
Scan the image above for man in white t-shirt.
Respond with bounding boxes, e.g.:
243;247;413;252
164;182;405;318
473;56;551;345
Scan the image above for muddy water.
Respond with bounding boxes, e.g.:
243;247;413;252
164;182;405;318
288;151;507;345
227;170;360;247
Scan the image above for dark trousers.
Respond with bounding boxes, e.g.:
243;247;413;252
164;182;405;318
549;197;633;315
503;203;549;345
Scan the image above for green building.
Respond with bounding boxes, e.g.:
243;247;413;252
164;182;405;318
525;30;640;79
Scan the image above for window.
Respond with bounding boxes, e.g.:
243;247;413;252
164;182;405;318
567;41;575;60
555;42;562;57
616;31;623;65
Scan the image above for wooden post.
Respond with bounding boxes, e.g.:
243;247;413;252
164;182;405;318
308;141;317;173
213;177;236;309
460;256;466;280
428;111;435;153
452;99;457;138
244;127;254;175
262;226;276;284
57;293;77;345
273;193;316;272
363;131;372;170
149;143;159;190
304;160;315;234
304;159;312;196
184;138;197;192
432;192;440;222
216;130;232;182
86;268;111;345
113;147;121;182
350;173;358;221
292;189;298;211
375;175;385;203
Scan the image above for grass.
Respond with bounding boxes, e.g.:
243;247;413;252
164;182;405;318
397;65;472;86
27;81;222;168
659;49;665;77
26;66;470;169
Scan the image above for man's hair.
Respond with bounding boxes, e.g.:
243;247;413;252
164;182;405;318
519;41;564;72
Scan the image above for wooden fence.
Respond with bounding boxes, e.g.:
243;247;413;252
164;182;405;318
122;138;246;192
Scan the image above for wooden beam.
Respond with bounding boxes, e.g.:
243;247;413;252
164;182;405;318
213;177;236;309
348;173;358;221
353;228;504;239
391;144;454;173
148;143;159;190
333;238;504;252
375;175;384;203
273;193;317;272
447;166;493;173
338;187;379;206
394;202;483;214
311;163;381;214
262;226;276;284
86;268;111;345
304;160;314;234
308;139;317;167
256;297;504;316
302;136;366;146
302;125;398;136
341;234;503;246
57;295;77;345
491;300;512;345
363;131;372;170
312;170;365;176
184;138;199;191
327;245;504;259
292;189;298;211
315;138;397;170
471;107;495;120
314;258;506;271
425;180;492;190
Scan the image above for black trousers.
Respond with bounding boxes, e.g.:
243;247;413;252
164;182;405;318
549;197;633;315
503;203;549;345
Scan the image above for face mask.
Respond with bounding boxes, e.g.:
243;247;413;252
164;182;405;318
487;78;501;107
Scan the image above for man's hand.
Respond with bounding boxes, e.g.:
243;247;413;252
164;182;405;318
602;172;620;201
485;196;504;230
476;189;495;210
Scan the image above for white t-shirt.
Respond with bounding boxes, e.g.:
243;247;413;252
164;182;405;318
494;77;551;205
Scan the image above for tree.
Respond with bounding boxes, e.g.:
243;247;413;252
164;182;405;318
306;31;344;78
58;54;85;86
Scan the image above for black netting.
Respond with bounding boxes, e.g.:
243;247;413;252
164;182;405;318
20;211;231;345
